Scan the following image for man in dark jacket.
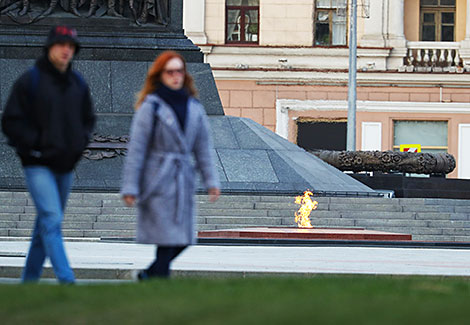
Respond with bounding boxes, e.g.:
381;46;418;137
1;25;95;284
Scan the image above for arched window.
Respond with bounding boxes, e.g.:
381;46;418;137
226;0;259;44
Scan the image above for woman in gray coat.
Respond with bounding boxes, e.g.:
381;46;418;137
121;51;220;279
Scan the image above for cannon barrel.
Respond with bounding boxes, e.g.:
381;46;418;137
312;150;456;175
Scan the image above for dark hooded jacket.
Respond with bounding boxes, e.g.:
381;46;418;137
1;55;95;172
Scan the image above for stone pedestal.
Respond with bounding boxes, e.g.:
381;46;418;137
0;0;376;196
198;227;412;241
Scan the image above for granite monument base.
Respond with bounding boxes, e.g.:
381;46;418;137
351;173;470;199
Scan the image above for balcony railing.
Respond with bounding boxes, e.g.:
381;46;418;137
401;42;463;73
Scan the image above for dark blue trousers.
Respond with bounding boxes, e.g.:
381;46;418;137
146;246;187;278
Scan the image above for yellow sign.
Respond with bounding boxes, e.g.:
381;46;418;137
399;144;421;153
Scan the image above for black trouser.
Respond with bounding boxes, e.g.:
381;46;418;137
146;246;187;278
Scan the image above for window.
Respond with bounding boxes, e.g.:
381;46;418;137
226;0;259;44
314;0;347;46
420;0;456;41
297;120;347;151
393;120;448;154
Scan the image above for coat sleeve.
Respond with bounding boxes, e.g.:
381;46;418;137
193;109;220;190
120;100;156;197
1;73;39;154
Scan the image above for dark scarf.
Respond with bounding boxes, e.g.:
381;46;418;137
37;55;73;84
155;84;189;130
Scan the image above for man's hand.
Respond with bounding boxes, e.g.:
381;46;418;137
122;195;136;207
208;188;220;203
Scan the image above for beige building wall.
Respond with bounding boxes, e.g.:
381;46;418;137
205;0;225;44
457;0;467;41
260;0;313;46
216;79;470;178
194;1;470;178
404;0;420;41
205;0;315;46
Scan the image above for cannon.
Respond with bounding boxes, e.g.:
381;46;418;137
312;150;456;175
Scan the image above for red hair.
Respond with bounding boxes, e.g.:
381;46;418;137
135;50;197;109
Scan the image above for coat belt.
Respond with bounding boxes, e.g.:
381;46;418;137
156;152;191;224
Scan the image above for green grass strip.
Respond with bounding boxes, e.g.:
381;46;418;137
0;275;469;324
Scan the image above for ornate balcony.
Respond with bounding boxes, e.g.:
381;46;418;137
401;42;464;73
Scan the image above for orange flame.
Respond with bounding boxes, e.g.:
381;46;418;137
294;191;318;228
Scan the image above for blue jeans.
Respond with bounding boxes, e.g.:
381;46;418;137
22;166;75;284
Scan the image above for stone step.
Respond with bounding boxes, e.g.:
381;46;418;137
0;198;28;206
354;219;428;228
96;215;137;222
198;202;256;209
7;192;470;211
15;204;470;216
427;220;470;229
99;207;137;215
196;224;217;231
8;229;85;237
82;230;136;238
402;205;459;213
0;213;21;221
399;198;470;206
339;212;415;219
365;226;444;236
92;222;136;230
0;206;25;213
442;228;470;236
328;197;400;205
24;206;103;214
415;213;470;221
202;217;283;226
198;209;267;217
15;221;95;230
3;191;470;243
412;235;458;242
17;214;99;222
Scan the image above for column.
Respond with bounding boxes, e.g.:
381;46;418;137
459;0;470;67
359;0;385;47
465;0;470;40
386;0;406;47
183;0;208;44
385;0;407;69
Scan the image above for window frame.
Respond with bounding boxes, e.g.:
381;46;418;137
225;3;260;44
420;0;456;42
392;119;449;153
313;1;348;47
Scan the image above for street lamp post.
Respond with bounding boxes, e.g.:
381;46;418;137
347;0;357;151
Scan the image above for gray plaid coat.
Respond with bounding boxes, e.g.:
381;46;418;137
121;94;220;245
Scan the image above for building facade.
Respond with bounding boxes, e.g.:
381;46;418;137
183;0;470;179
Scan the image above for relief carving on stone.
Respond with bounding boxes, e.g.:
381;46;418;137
82;134;129;160
312;150;456;175
0;0;168;25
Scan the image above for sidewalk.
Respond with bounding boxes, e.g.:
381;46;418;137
1;240;470;281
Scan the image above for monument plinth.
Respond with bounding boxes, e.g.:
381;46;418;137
0;0;377;197
198;227;412;242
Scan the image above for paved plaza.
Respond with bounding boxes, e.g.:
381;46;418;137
1;240;470;283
